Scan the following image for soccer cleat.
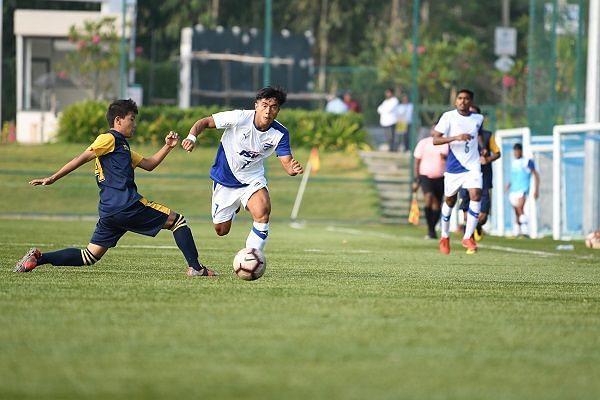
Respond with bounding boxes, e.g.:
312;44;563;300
186;265;219;277
461;238;477;254
474;226;484;242
14;248;42;272
439;237;450;255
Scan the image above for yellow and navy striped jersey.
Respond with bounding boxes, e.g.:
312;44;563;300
480;129;499;189
88;130;144;217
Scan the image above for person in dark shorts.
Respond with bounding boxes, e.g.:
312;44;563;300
14;99;216;277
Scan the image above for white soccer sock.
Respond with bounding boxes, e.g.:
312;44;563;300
440;202;452;238
246;222;269;251
463;200;481;240
519;214;529;235
512;222;521;236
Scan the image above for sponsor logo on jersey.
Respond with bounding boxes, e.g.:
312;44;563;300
263;142;274;150
239;150;261;159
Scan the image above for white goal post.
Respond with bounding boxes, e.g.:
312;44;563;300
492;127;534;237
552;123;600;240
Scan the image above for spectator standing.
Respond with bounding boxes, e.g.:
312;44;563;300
377;88;400;152
396;94;414;152
412;129;448;239
325;93;349;114
343;91;361;113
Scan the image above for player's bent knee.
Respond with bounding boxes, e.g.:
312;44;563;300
215;227;230;236
214;223;231;236
169;213;188;232
82;248;101;266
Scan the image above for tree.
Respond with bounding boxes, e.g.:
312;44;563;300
61;17;121;100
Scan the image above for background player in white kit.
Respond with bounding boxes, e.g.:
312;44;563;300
432;89;484;255
182;87;304;253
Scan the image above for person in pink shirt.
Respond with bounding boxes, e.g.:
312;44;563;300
412;128;449;239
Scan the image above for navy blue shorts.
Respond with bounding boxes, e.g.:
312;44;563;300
459;188;491;214
90;200;171;248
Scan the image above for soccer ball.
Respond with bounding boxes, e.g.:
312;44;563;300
585;231;600;249
233;248;266;280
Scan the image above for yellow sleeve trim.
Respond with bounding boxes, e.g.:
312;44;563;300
489;135;500;154
130;150;144;168
88;133;115;157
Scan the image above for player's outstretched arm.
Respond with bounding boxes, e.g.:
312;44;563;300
279;155;304;176
29;148;96;186
137;131;179;171
182;116;216;152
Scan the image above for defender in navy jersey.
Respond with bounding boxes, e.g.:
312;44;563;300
182;87;304;253
15;99;216;277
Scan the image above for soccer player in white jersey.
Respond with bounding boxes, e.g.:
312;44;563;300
432;89;484;254
181;87;304;253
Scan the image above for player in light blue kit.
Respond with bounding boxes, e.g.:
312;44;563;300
182;87;304;252
432;89;484;255
506;143;539;237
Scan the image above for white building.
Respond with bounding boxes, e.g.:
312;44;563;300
13;1;135;143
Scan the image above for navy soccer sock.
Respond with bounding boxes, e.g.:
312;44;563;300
38;248;99;266
170;215;202;270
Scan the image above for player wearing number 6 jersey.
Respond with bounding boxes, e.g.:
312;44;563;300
182;87;304;253
432;89;484;255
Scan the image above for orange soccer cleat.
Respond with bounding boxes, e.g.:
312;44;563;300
461;238;478;254
439;237;450;255
14;248;42;272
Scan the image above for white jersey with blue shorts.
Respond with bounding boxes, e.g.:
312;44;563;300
434;110;484;197
209;109;292;223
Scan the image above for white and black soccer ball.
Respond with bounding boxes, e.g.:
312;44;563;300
233;248;266;280
585;231;600;249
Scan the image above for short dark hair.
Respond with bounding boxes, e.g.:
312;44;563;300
457;89;474;100
255;86;287;107
513;143;523;150
106;99;138;127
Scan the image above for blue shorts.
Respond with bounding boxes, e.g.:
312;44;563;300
90;199;171;248
459;188;491;214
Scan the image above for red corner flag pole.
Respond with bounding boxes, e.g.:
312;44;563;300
290;147;319;222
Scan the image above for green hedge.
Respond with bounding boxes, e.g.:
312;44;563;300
57;101;371;151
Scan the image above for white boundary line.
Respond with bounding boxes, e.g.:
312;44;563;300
325;225;559;257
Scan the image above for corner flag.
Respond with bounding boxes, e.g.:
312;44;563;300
408;197;420;225
290;147;320;222
309;147;320;174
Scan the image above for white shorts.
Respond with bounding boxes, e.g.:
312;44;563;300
211;178;268;224
444;170;482;197
509;191;527;207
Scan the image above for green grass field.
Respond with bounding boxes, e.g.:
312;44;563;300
1;143;599;399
